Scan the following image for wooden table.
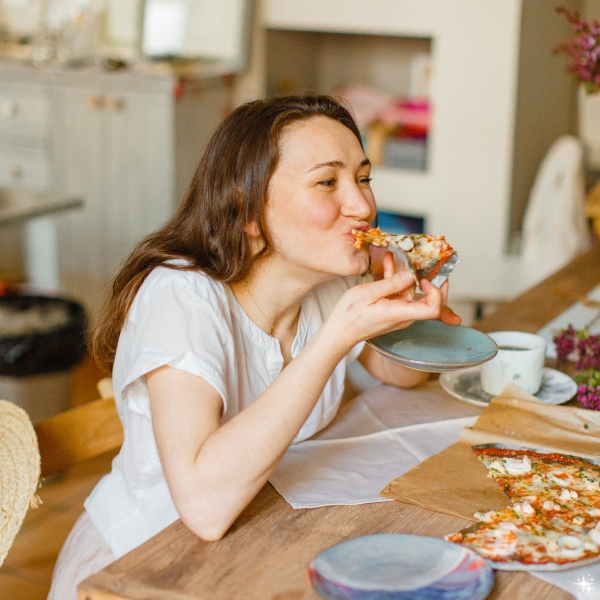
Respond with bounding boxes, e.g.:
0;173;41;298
79;244;600;600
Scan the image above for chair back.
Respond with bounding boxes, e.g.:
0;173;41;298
520;135;589;286
34;388;122;478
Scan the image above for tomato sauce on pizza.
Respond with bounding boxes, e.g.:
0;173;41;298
446;447;600;566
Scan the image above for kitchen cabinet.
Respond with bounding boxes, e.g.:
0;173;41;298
0;61;230;316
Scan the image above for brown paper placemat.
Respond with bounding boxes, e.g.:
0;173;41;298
381;388;600;521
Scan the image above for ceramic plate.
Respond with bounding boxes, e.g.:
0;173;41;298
367;321;498;373
308;533;494;600
439;366;577;407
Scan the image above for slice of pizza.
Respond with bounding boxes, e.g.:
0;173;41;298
352;227;459;287
445;447;600;567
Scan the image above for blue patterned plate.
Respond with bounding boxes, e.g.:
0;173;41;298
439;366;577;407
367;321;497;372
309;534;494;600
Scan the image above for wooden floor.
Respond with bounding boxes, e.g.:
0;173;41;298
0;356;114;599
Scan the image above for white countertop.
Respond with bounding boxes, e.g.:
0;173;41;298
0;188;82;227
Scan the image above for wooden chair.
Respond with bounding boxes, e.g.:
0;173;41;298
34;378;122;478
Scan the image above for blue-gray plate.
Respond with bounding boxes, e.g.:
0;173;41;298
439;366;577;407
308;534;494;600
367;320;497;372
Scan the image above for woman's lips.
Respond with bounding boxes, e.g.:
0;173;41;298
345;224;369;238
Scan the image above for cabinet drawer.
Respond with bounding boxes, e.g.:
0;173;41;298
0;83;50;139
0;146;52;189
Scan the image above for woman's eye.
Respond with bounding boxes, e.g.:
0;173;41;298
319;179;336;187
358;177;373;187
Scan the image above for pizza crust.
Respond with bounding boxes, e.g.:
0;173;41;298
445;447;600;568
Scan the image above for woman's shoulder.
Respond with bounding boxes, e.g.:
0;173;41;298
147;262;223;291
133;264;228;316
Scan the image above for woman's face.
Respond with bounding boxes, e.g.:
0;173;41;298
264;116;376;281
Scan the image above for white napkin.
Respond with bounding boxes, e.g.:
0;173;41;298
537;283;600;359
536;568;600;599
312;381;481;440
269;415;478;508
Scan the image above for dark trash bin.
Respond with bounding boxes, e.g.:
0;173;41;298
0;294;87;422
0;294;87;377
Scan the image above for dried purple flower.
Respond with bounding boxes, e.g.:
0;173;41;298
553;324;576;365
554;324;600;410
577;384;600;410
555;7;600;94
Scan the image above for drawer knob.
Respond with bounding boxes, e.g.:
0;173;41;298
7;164;22;180
1;100;18;118
104;95;125;112
88;94;104;110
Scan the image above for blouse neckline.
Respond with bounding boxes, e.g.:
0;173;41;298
224;284;314;358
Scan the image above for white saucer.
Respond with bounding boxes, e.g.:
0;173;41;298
439;366;577;407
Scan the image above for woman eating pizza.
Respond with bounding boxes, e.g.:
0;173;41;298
49;94;460;599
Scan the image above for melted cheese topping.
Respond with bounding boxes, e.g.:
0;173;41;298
445;449;600;565
351;228;455;280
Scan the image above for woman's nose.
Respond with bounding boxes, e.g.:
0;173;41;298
341;185;375;220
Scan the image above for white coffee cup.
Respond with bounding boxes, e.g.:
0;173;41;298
480;331;547;396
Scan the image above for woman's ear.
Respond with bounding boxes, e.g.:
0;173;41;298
244;221;261;238
236;186;262;239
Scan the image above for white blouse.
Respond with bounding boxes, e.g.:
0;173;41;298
84;265;366;558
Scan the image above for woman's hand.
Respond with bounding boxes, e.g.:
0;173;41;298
380;253;461;327
324;258;440;353
326;251;461;354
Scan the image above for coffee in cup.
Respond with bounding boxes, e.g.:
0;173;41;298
480;331;546;396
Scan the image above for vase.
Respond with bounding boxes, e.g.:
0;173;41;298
578;86;600;170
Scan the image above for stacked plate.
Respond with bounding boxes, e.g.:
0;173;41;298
309;534;494;600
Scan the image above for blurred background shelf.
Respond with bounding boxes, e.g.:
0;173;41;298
263;0;580;302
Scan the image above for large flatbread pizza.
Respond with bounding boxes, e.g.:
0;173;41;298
445;445;600;570
352;227;459;287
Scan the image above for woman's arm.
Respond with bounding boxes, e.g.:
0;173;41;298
147;325;348;542
357;344;430;388
147;269;446;541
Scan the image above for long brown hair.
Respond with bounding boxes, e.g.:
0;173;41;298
90;95;362;373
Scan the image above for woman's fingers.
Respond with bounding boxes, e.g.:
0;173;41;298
376;278;442;325
399;283;416;301
440;304;462;325
382;252;395;279
396;259;416;300
383;252;415;300
352;270;447;316
419;278;440;297
438;281;449;305
421;281;460;325
362;269;415;301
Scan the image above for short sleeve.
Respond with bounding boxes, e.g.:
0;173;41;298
117;271;230;418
